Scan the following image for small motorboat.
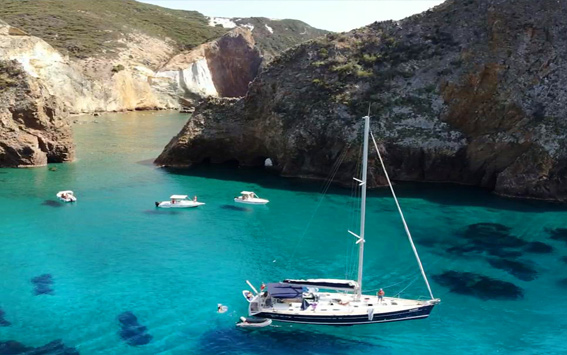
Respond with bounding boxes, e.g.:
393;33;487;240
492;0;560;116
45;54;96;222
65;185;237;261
236;316;272;328
234;191;269;205
56;190;77;203
155;195;204;208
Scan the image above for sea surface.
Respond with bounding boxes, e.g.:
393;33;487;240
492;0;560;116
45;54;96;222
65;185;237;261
1;112;566;354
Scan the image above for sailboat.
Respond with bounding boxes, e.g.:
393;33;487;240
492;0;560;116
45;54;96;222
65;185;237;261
242;115;440;325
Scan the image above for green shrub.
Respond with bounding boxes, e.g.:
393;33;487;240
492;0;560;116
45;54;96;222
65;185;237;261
360;53;381;65
356;70;373;78
111;64;125;73
318;48;328;58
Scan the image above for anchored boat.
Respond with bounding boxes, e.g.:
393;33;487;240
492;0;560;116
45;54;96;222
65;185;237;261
155;195;204;208
56;190;77;203
242;115;440;326
234;191;269;205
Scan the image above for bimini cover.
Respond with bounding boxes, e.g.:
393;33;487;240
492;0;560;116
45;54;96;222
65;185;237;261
267;283;303;299
240;191;254;195
283;279;359;290
170;195;188;199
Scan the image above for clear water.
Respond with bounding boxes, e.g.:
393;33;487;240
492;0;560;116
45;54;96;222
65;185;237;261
1;112;566;354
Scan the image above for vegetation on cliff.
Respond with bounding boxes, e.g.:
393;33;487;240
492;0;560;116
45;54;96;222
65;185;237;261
0;0;227;58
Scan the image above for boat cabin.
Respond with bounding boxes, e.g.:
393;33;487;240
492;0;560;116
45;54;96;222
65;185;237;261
240;191;259;200
170;195;188;203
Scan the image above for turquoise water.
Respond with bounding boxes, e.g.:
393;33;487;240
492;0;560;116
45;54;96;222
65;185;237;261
1;111;567;354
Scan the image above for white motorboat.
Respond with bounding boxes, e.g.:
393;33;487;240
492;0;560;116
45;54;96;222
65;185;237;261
56;190;77;203
234;191;269;205
242;115;440;326
236;316;272;328
155;195;204;208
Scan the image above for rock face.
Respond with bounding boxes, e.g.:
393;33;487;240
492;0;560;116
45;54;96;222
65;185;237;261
156;28;262;101
156;0;567;201
0;1;328;113
0;59;73;166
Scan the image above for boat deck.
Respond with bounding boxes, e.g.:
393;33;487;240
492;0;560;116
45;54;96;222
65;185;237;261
257;293;427;317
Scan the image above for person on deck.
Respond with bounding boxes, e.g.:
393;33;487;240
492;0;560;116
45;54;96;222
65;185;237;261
378;288;385;302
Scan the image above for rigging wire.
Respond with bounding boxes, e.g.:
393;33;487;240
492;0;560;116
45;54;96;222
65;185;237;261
284;143;352;270
370;130;436;300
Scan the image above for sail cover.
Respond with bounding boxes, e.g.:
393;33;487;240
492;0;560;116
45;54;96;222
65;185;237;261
283;279;359;290
266;283;304;299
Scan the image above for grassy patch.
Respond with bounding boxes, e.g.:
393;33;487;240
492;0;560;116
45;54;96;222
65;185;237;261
0;0;228;58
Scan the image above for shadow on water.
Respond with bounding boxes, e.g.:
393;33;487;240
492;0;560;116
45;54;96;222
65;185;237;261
41;200;63;208
196;326;386;355
142;209;181;215
220;204;252;212
163;164;567;212
0;340;78;355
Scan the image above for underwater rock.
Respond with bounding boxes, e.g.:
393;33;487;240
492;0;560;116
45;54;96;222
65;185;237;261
487;258;537;281
463;223;527;248
0;309;10;326
523;241;553;254
561;256;567;264
41;200;63;208
557;278;567;288
31;274;54;295
0;339;78;355
118;311;152;346
432;271;523;300
198;327;378;355
547;228;567;243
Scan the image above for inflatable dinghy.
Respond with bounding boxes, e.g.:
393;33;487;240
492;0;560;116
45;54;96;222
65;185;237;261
236;317;272;328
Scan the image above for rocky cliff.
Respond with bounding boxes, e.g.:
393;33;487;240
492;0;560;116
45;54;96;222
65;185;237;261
0;0;327;113
0;57;73;167
156;28;262;101
156;0;567;201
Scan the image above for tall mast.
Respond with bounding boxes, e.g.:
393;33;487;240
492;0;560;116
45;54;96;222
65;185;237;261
357;115;370;297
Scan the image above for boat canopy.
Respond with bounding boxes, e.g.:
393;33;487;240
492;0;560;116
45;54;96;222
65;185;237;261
58;190;74;195
283;279;359;290
170;195;188;199
240;191;254;195
266;283;304;299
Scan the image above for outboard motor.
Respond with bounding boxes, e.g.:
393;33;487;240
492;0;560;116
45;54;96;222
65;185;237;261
154;201;160;207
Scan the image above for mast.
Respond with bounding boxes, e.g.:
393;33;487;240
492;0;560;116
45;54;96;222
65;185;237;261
357;115;370;297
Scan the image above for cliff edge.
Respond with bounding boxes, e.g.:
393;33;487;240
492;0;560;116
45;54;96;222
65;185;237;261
156;0;567;201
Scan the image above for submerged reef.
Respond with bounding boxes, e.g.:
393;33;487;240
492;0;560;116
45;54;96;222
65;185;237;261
486;258;537;281
433;271;523;300
31;274;54;295
0;309;10;327
118;311;152;346
0;339;78;355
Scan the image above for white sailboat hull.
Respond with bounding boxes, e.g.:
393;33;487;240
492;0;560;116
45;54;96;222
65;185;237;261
249;293;438;326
